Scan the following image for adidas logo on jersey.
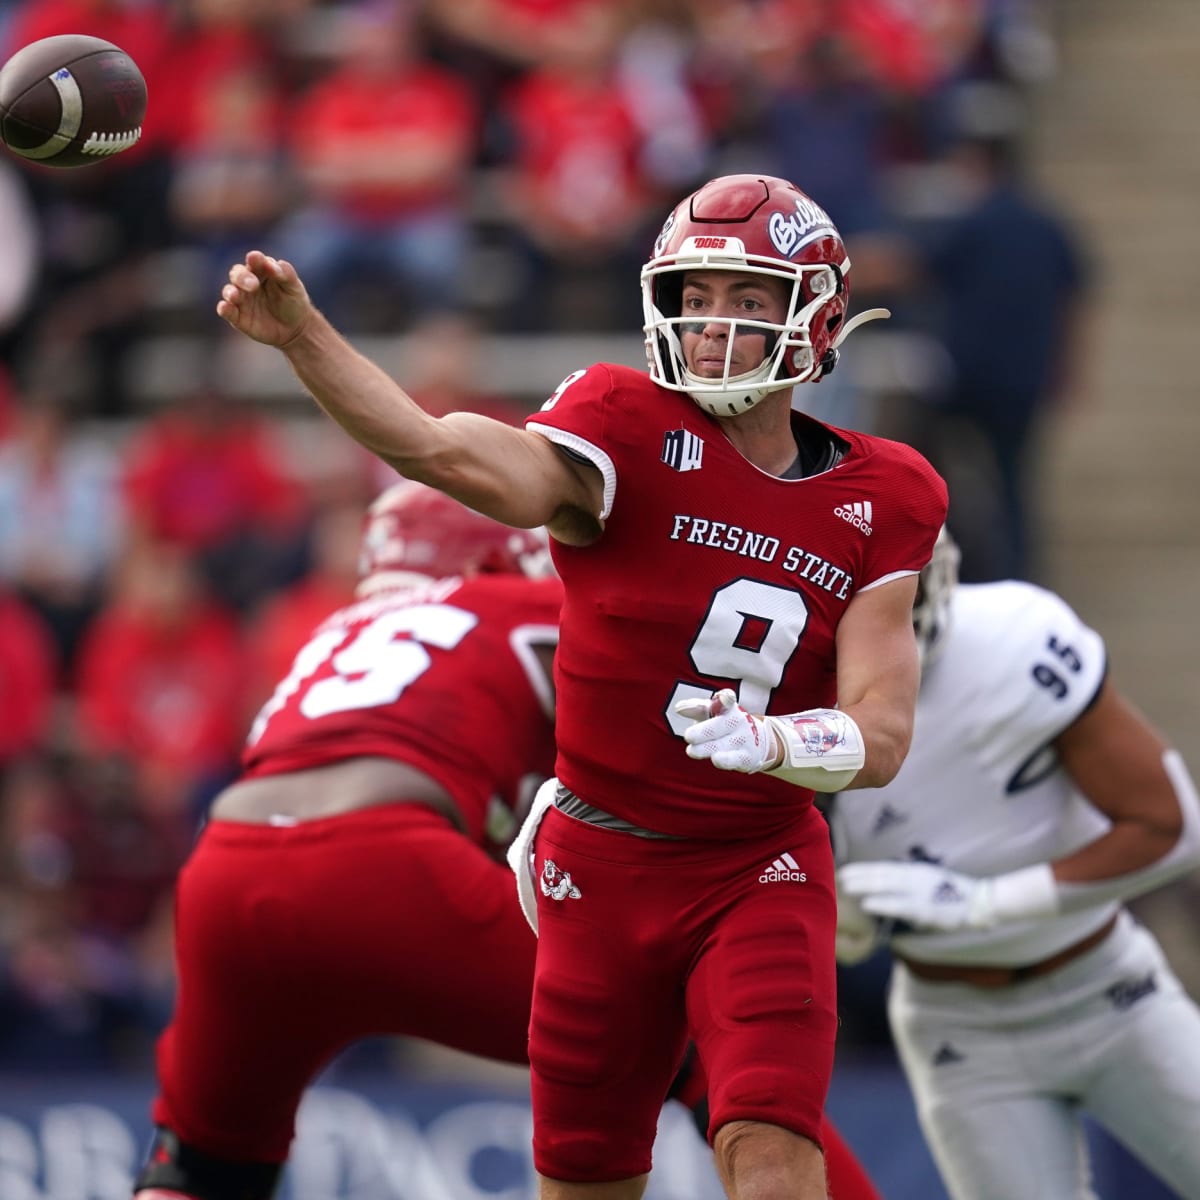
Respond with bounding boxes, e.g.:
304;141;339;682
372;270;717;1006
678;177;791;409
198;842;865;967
933;879;966;905
759;851;807;883
871;804;908;836
834;500;873;535
932;1042;965;1066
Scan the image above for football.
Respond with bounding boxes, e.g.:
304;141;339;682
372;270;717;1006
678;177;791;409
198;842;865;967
0;34;146;168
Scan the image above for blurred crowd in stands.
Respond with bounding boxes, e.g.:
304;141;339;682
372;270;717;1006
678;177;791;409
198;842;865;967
0;0;1085;1073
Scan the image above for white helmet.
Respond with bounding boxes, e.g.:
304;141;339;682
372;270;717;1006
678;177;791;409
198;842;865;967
913;526;960;670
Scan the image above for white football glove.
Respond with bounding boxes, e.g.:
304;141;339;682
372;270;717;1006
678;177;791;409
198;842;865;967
837;860;1059;932
674;689;864;791
675;688;777;773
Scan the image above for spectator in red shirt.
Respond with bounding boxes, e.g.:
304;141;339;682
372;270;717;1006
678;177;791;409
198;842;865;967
840;0;984;96
276;0;479;329
166;0;283;150
120;384;306;612
73;538;246;822
494;2;663;330
425;0;620;119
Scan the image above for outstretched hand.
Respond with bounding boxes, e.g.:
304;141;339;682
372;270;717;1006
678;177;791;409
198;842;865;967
217;250;313;348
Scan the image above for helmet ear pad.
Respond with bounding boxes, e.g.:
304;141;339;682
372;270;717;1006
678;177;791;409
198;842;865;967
796;262;848;378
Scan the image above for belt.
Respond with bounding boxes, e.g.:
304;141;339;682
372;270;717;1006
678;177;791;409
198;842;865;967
554;786;684;839
896;915;1118;989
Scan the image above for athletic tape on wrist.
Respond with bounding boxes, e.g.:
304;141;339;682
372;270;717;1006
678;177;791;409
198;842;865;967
764;708;865;792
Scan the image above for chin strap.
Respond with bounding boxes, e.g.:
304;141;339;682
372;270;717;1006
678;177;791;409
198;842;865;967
818;307;891;380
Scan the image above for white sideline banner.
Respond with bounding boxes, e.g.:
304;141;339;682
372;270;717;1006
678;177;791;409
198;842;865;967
0;1078;723;1200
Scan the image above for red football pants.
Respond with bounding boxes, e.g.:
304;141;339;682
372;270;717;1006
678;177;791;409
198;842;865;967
152;805;537;1162
529;804;839;1181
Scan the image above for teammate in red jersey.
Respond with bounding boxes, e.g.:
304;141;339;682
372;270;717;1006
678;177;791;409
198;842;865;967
133;482;560;1197
216;174;946;1200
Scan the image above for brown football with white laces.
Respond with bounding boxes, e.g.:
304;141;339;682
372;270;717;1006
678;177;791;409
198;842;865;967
0;34;146;168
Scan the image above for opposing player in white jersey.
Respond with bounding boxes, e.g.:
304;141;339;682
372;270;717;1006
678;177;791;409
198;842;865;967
831;528;1200;1200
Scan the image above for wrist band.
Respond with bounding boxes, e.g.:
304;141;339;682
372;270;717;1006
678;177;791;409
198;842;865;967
764;708;865;792
987;863;1060;923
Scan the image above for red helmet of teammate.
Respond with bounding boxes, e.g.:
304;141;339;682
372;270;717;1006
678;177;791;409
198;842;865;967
641;174;888;416
356;482;553;597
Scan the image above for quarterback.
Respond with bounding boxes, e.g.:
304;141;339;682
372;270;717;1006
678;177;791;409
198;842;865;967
216;174;947;1200
833;529;1200;1200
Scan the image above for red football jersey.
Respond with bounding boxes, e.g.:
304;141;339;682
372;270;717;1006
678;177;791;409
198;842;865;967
242;575;562;845
527;364;947;840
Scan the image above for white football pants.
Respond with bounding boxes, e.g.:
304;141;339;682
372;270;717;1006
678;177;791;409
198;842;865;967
887;910;1200;1200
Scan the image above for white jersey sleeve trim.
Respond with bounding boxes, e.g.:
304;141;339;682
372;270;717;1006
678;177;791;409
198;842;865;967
858;568;918;594
526;423;617;521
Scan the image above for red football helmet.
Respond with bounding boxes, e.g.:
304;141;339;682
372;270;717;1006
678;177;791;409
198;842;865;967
356;482;552;596
641;174;888;416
